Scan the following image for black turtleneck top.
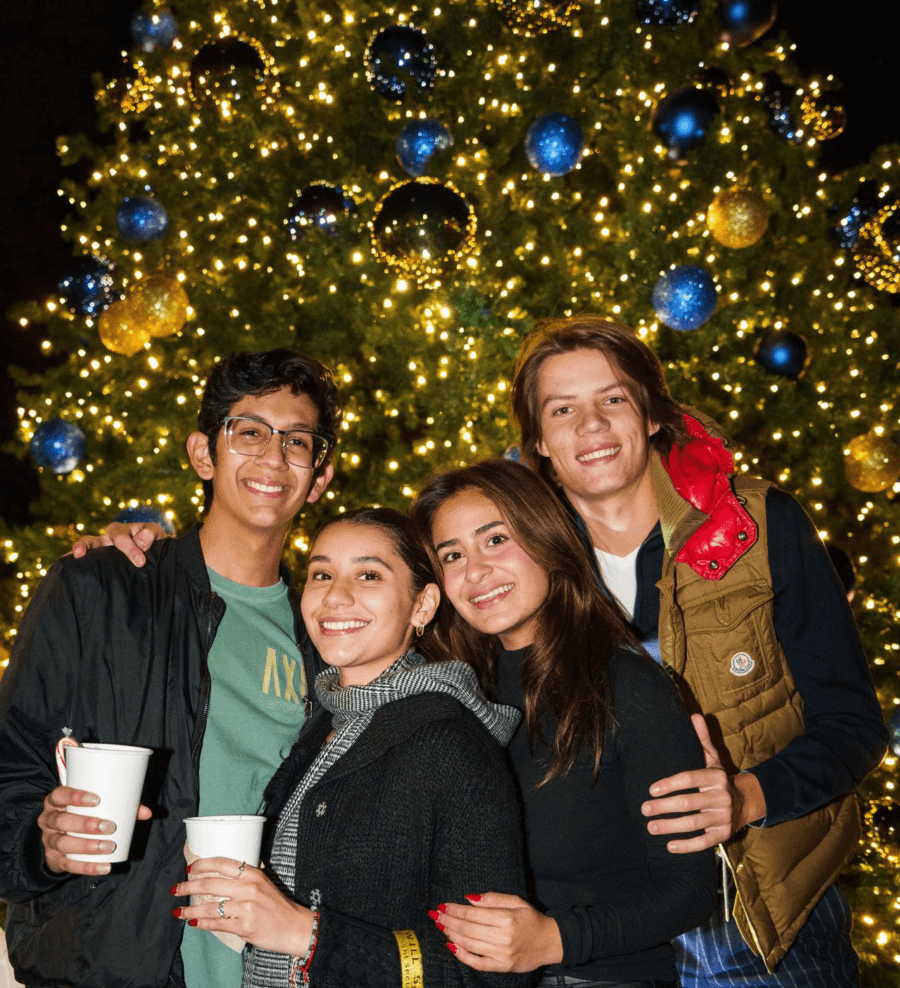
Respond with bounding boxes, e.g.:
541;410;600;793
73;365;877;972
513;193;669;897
494;643;717;983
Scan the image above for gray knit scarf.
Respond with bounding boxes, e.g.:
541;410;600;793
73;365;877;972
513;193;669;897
242;650;520;988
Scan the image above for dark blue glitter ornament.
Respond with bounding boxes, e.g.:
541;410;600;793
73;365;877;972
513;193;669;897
58;255;118;317
889;709;900;757
130;9;178;53
651;88;719;159
525;113;584;176
117;195;169;242
365;25;438;102
652;266;717;330
762;72;800;142
833;183;900;250
396;119;453;177
114;505;176;535
755;330;809;379
718;0;777;47
286;185;357;241
30;419;87;475
636;0;699;26
503;445;521;462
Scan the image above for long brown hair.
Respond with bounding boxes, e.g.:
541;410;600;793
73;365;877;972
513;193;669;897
511;315;688;488
411;459;639;784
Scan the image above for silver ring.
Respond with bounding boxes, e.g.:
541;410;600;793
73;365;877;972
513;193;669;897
236;861;245;877
217;899;226;919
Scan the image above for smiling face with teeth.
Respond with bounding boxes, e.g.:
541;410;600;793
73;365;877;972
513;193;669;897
535;348;659;514
430;489;550;650
301;521;439;686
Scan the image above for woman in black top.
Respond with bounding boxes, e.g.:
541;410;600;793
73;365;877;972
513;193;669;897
170;508;536;988
412;461;717;988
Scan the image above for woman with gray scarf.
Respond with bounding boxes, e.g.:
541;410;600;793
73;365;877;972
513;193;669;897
170;507;535;988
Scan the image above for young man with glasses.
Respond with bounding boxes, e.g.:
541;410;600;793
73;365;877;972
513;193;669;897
0;350;340;988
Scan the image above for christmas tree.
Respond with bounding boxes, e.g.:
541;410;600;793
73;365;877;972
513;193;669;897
1;0;898;979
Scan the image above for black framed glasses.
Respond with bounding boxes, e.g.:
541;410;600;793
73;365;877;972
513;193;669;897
221;416;331;470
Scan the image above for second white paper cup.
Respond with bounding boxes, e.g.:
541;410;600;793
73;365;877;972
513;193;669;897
183;815;265;864
65;743;153;863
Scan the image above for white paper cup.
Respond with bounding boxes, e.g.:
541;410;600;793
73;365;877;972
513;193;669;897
183;815;265;864
63;743;153;863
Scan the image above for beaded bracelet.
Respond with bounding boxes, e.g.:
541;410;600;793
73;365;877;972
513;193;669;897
289;910;320;988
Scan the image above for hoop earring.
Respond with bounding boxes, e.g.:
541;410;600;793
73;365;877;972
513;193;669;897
415;624;424;638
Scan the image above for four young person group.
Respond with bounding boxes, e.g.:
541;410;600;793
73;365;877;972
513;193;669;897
0;316;886;988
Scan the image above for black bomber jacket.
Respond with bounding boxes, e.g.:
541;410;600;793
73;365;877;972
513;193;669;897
0;527;318;988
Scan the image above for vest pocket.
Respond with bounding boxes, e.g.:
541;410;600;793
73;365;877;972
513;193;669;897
678;581;777;707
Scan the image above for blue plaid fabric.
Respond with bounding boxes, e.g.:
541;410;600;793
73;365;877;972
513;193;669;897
675;884;859;987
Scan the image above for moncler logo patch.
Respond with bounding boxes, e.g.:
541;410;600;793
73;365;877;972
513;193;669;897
730;651;755;676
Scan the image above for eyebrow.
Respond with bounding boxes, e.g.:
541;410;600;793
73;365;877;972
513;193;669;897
540;381;626;410
433;520;504;553
308;554;394;570
232;413;319;432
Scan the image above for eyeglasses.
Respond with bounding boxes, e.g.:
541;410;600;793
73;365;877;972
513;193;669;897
221;416;331;470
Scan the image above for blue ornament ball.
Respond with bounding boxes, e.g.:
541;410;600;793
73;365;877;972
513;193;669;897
651;87;719;159
114;505;176;535
889;709;900;757
718;0;777;47
833;183;900;250
117;195;169;242
762;72;800;142
58;255;117;317
525;113;584;176
30;419;87;475
636;0;699;26
365;25;438;102
503;445;521;462
286;184;357;241
652;266;717;331
754;330;809;379
130;9;178;53
396;119;453;177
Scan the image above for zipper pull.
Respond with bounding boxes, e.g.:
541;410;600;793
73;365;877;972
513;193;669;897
717;846;731;922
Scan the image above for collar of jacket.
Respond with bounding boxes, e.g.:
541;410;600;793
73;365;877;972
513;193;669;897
653;413;758;580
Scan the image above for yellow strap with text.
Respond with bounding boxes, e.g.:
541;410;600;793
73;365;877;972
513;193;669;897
393;930;424;988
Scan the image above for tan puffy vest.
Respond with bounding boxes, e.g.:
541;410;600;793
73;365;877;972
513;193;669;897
651;456;860;971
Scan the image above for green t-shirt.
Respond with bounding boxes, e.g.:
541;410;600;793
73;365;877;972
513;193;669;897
181;568;308;988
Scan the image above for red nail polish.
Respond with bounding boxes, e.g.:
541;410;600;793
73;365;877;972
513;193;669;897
435;922;445;932
188;919;199;927
428;910;440;921
464;894;482;902
437;903;447;913
186;864;192;874
172;907;183;918
447;943;458;955
169;885;179;895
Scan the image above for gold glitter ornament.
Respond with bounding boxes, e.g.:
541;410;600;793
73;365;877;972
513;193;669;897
799;93;846;141
130;275;189;338
854;202;900;293
843;432;900;493
489;0;580;36
707;188;769;248
371;179;477;287
99;56;154;114
98;297;151;356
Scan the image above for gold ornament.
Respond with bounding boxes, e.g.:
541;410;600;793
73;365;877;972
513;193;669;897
98;298;151;356
707;188;769;248
843;432;900;493
799;93;846;141
131;275;190;338
854;202;900;293
99;57;154;114
371;179;477;287
489;0;580;36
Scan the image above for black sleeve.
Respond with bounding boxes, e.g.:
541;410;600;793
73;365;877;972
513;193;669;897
309;723;538;988
743;489;888;826
0;559;98;900
549;655;718;965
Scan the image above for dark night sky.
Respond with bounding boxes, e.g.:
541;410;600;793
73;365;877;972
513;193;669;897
0;2;896;524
